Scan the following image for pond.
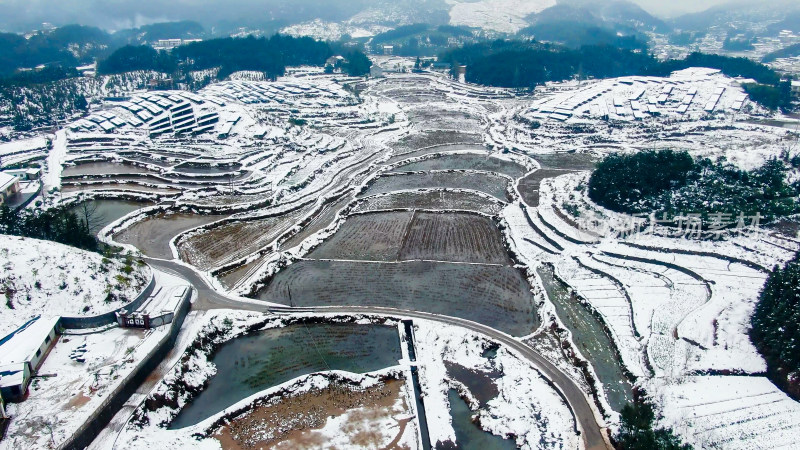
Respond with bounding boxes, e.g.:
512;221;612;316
169;322;402;429
70;199;152;236
447;389;518;450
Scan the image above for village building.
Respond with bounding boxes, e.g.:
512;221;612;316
2;168;41;181
0;316;60;402
117;285;191;329
370;65;385;78
0;173;20;206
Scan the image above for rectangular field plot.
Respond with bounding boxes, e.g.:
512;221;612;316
391;153;528;178
399;212;512;265
361;172;510;202
387;143;487;165
257;260;540;336
392;131;483;154
178;208;308;270
353;190;505;215
308;211;413;261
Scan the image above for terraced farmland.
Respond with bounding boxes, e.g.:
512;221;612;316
309;211;413;261
361;172;510;202
353;190;505;215
177;208;308;270
518;169;574;207
392;131;483;154
115;212;229;259
399;212;511;264
387;143;487;164
391;153;528;178
258;260;540;336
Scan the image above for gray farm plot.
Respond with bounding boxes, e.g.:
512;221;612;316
361;172;510;202
517;169;574;207
115;212;229;260
398;212;512;265
387;143;487;164
309;211;414;261
390;153;528;179
353;190;505;215
62;161;155;177
257;260;540;336
309;211;510;265
178;208;309;270
391;131;483;154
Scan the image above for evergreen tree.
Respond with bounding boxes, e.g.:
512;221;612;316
750;254;800;398
616;397;692;450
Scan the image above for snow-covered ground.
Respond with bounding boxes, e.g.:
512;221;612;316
646;375;800;449
3;61;799;448
414;319;580;449
447;0;556;33
0;234;150;337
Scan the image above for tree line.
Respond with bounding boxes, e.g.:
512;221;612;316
98;35;371;79
0;204;97;251
751;253;800;399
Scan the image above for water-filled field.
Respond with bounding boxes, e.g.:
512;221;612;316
170;322;401;428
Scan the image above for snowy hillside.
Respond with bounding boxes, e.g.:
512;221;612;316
447;0;556;33
0;234;150;336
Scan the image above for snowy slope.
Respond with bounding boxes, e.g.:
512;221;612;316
447;0;556;33
0;234;150;337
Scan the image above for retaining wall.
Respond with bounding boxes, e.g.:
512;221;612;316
60;274;156;330
58;287;192;450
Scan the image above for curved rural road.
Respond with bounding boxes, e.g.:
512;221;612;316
145;257;611;450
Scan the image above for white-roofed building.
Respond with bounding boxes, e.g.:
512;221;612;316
0;172;19;205
0;316;60;402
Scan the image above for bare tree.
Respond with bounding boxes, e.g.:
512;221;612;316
76;200;106;235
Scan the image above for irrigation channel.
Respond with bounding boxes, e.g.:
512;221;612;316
537;267;634;412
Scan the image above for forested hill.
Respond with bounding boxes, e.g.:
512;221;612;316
98;35;370;79
438;40;795;110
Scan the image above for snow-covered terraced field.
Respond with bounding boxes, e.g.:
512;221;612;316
3;61;795;449
648;376;800;449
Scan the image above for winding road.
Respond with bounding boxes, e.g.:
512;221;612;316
144;257;612;450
